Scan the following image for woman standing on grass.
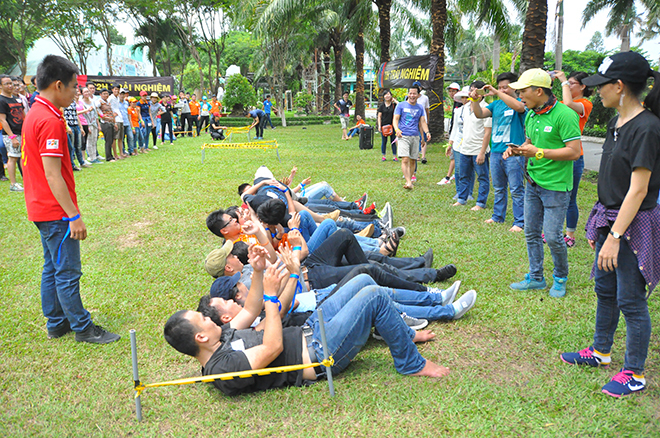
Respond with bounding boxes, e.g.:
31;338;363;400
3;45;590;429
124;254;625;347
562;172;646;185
377;89;397;162
560;52;660;398
554;70;593;247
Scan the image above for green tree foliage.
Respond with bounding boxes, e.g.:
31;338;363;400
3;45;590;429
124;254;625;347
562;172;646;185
223;73;256;115
543;49;608;75
294;91;314;113
0;0;47;75
109;26;126;46
45;0;98;74
586;31;605;52
221;31;260;75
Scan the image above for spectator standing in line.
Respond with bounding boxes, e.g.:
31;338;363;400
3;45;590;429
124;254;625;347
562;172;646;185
0;74;25;191
149;92;165;148
15;77;29;115
189;94;200;136
393;84;430;190
438;83;463;185
334;91;353;140
137;91;151;152
96;88;117;161
64;98;88;170
506;69;581;298
471;73;527;231
127;97;144;155
22;55;120;344
160;95;175;145
453;81;492;211
118;89;133;155
178;91;193;136
263;95;276;129
377;89;398;162
107;84;126;160
560;51;660;398
28;76;39;107
80;87;102;164
198;96;211;135
554;70;594;247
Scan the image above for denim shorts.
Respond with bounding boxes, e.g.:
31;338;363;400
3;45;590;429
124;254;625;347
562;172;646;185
3;135;21;158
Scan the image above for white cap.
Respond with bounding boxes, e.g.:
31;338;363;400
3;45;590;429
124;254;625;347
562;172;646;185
447;82;460;90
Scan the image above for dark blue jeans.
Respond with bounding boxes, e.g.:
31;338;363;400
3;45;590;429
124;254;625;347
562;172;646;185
35;221;92;332
565;155;584;232
381;133;397;156
457;152;490;207
490;153;525;227
592;232;651;374
67;125;84;166
307;283;426;375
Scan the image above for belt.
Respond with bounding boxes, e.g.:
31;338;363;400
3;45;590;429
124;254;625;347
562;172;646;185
303;324;324;377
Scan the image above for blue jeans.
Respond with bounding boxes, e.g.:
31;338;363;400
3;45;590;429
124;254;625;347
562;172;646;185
306;219;381;254
566;155;584;232
35;221;92;332
307;283;426;375
67;125;84;166
304;182;335;200
490;153;525;227
314;274;454;320
457;152;490;207
592;232;651;374
264;112;275;128
381;133;397;156
336;217;383;238
140;124;150;149
524;184;570;280
124;125;136;154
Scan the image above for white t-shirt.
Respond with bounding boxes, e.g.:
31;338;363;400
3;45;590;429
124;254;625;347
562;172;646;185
459;100;491;156
107;94;123;123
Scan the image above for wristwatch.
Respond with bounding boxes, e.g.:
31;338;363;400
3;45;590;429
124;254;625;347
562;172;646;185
609;230;622;240
535;148;545;160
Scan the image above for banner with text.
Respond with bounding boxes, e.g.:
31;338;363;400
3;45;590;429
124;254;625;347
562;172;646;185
376;55;439;90
77;75;176;97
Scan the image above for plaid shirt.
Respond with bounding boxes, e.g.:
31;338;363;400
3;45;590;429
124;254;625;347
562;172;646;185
63;102;79;127
585;201;660;294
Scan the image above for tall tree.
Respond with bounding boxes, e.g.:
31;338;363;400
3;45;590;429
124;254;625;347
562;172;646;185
586;31;605;52
0;0;47;76
87;0;119;75
582;0;654;52
429;0;447;141
45;0;98;74
520;0;548;71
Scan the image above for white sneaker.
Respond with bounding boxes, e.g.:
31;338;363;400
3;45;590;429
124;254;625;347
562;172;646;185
9;183;24;192
437;176;452;185
81;161;92;168
152;145;159;150
449;174;455;181
452;290;477;320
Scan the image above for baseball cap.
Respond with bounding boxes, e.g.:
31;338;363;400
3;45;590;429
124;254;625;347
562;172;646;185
128;97;137;102
204;240;234;277
582;51;653;87
447;82;460;90
508;69;552;90
120;88;129;94
150;92;159;98
209;272;241;300
139;91;148;96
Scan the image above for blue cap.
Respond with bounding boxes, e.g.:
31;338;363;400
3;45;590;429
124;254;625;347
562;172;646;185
209;272;241;299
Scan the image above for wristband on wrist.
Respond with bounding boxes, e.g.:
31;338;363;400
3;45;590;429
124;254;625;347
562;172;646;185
292;246;302;251
290;227;301;232
63;214;81;222
9;134;16;139
263;294;282;311
561;81;570;87
290;273;300;279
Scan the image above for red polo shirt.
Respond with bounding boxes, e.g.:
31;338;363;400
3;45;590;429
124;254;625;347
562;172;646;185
22;96;78;222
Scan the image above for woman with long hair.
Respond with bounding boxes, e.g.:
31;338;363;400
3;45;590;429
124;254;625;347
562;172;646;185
560;52;660;398
377;89;397;161
554;70;594;247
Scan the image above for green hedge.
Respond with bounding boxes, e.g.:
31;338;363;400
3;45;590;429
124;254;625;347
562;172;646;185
218;115;340;127
583;125;607;138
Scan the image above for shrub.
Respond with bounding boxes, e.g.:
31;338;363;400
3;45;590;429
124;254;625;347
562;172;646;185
223;74;256;116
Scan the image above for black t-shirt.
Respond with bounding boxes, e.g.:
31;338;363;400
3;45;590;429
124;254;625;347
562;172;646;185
598;110;660;210
336;99;352;116
202;325;304;396
161;103;174;122
378;101;397;126
0;95;25;134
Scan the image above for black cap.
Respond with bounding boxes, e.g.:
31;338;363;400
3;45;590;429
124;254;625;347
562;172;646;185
209;272;241;300
582;51;653;87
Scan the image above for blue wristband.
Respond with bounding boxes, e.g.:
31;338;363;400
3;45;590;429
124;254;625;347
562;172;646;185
290;227;300;232
263;294;282;311
56;214;80;265
292;246;302;251
290;273;300;279
63;214;80;222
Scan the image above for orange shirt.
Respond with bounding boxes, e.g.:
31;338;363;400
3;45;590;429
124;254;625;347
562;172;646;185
127;106;141;128
562;97;593;155
211;100;221;114
189;100;201;116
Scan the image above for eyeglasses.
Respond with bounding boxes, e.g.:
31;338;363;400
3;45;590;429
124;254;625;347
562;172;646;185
220;216;237;229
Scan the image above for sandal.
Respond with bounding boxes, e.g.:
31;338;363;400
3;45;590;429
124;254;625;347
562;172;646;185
380;234;400;257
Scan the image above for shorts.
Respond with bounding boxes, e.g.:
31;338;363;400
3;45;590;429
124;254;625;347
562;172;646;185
3;135;21;158
340;115;350;130
114;122;123;140
397;136;420;160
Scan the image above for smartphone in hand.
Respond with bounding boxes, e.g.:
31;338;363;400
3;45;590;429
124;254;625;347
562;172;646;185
476;88;488;95
506;143;521;148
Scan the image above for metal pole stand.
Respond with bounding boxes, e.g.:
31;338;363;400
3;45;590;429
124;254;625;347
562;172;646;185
316;308;335;397
130;329;143;422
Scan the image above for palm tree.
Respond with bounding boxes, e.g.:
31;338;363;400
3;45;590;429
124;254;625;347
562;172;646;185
520;0;548;71
581;0;655;52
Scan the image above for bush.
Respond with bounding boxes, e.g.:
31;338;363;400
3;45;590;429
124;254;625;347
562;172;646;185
294;92;314;114
213;115;340;127
583;124;607;138
223;74;256;116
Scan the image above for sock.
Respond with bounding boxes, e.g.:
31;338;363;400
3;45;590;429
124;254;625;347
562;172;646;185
593;348;612;364
632;373;645;383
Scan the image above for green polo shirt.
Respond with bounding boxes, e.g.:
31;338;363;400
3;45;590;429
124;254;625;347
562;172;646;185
525;102;581;191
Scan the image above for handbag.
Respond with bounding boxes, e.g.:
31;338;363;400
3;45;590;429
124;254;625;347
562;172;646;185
381;124;393;136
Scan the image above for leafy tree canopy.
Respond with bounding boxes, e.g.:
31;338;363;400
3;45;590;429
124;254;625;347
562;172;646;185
223;73;256;115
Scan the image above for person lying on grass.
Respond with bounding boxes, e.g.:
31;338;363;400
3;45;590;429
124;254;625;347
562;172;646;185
164;243;452;396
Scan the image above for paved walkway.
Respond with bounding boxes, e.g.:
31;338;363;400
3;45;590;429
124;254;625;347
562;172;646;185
581;136;605;172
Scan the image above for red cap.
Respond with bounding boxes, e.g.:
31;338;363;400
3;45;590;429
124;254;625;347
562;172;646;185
139;91;148;96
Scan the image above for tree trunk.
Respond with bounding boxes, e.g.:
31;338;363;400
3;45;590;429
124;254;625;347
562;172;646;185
333;43;344;104
555;0;563;71
355;31;365;121
520;0;548;72
620;24;631;52
492;33;500;71
376;0;392;104
316;48;322;113
429;0;446;142
322;50;331;115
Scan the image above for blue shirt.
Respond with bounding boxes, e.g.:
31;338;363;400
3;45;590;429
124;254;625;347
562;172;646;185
394;101;425;137
249;109;265;119
263;100;272;114
486;99;527;153
119;100;130;125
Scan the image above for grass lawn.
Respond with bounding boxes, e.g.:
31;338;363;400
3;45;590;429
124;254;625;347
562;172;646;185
1;124;659;437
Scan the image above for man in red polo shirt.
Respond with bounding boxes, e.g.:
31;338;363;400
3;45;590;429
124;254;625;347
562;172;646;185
22;55;120;344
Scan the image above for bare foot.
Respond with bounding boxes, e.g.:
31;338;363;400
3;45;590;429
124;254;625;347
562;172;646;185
403;184;413;190
470;205;484;211
452;202;463;207
413;330;436;343
410;359;450;378
509;225;523;232
485;218;496;224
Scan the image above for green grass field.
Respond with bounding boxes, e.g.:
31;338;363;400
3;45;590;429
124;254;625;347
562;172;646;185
1;124;658;437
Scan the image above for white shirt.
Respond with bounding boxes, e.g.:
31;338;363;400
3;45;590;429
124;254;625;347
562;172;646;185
449;105;466;152
459;100;491;156
107;94;123;123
